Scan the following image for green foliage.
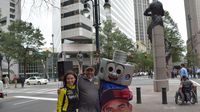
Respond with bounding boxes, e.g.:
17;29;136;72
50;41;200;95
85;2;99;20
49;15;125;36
99;20;135;59
0;20;45;76
130;52;153;71
6;20;45;62
163;11;185;63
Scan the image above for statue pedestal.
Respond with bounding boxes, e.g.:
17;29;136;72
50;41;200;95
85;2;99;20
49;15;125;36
152;25;169;92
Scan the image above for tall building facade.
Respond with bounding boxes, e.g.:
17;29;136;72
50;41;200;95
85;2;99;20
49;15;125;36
0;0;21;79
60;0;95;72
56;0;135;71
184;0;200;67
0;0;21;31
134;0;150;52
100;0;135;41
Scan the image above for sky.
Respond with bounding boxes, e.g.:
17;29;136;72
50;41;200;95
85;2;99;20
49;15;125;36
21;0;53;48
150;0;187;44
21;0;187;47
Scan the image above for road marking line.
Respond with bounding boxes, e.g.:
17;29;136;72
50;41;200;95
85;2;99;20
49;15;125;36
13;99;37;105
14;96;57;101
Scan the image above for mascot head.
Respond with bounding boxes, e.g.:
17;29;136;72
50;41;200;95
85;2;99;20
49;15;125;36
98;50;134;85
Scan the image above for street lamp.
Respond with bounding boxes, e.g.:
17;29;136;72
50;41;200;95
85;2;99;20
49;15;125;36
82;0;111;61
51;34;56;82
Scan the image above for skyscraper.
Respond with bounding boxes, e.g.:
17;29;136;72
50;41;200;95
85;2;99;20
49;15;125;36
0;0;21;31
60;0;95;71
101;0;135;40
134;0;150;52
184;0;200;67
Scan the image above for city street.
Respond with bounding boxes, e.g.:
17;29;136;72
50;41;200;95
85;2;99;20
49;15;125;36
1;77;200;112
0;82;60;112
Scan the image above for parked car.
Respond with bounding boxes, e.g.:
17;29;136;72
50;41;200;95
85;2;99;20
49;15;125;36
0;80;4;98
25;76;48;85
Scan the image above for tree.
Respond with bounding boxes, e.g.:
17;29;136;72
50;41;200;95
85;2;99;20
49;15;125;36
163;11;185;63
3;20;44;78
16;0;57;8
0;32;20;78
131;52;153;72
99;20;135;59
34;50;51;79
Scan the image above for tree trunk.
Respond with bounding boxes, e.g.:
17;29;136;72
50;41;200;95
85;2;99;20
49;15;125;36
7;60;10;80
24;59;27;78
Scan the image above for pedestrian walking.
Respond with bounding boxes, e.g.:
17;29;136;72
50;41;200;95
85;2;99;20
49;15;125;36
179;64;189;80
56;71;78;112
13;75;18;88
78;66;100;112
20;75;25;88
4;75;9;88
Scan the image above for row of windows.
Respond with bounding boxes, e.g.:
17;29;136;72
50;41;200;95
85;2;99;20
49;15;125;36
61;10;79;18
61;23;92;31
61;0;79;7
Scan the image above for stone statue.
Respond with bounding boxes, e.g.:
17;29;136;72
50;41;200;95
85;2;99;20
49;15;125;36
77;51;83;63
144;0;165;43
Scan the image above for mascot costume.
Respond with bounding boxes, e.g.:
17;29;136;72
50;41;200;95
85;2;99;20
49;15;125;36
98;50;134;112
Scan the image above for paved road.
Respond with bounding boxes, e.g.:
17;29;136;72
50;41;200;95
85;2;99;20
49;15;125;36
0;82;60;112
1;77;200;112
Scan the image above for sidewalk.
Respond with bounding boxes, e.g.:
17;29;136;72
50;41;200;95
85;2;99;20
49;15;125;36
131;79;200;112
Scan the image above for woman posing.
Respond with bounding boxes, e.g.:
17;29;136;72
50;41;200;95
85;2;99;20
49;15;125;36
57;71;78;112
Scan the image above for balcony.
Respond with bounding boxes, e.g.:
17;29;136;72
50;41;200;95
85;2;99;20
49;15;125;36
62;43;96;53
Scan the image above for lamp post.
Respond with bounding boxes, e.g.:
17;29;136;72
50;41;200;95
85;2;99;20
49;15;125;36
82;0;111;64
51;34;56;82
188;14;196;77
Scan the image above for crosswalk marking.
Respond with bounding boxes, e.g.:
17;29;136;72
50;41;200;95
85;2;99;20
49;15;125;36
6;88;57;94
14;96;57;101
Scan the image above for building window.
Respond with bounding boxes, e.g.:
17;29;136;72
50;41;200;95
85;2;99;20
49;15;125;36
10;2;15;7
61;0;79;7
61;23;92;31
10;14;15;19
61;10;80;18
10;8;15;13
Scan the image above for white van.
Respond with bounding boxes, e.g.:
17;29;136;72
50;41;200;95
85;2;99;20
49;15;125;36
0;80;4;98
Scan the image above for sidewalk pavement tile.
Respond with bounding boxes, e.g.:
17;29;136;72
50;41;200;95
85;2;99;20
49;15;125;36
131;79;200;112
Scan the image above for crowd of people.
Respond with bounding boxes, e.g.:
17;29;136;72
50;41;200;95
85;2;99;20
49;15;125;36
172;63;200;79
1;74;25;89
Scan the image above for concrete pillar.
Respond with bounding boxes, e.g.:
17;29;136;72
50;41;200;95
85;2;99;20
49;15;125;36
152;25;169;92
